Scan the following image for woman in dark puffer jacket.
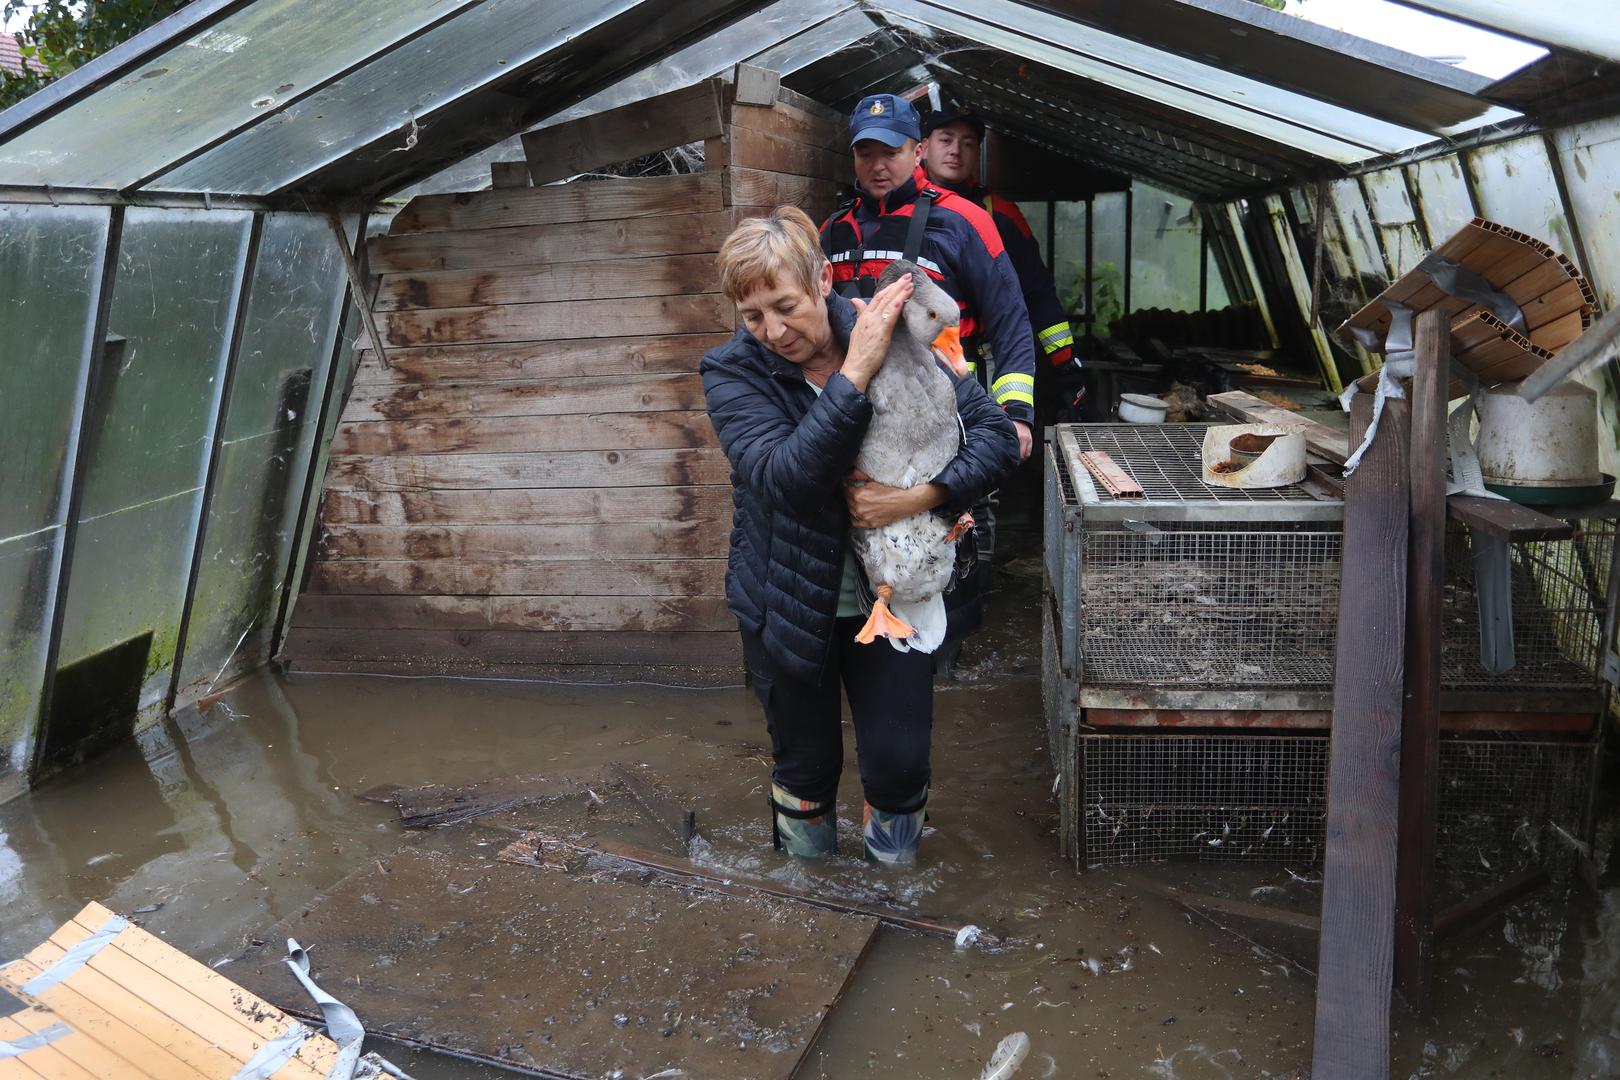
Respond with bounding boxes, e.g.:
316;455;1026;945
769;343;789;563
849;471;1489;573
701;206;1018;865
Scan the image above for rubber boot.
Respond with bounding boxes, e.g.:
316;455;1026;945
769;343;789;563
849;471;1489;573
769;783;837;858
863;788;928;865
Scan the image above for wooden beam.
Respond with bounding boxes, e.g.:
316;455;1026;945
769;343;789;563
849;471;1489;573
316;520;728;561
1312;390;1410;1080
324;447;730;491
388;172;723;235
521;79;726;186
307;557;726;598
327;212;390;371
342;372;708;422
1447;495;1574;542
283;627;743;669
329;410;718;457
374;253;718;311
1394;309;1449;1013
294;594;734;633
365;210;737;274
320;482;729;526
379;293;732;348
351;334;727;387
489;161;529;189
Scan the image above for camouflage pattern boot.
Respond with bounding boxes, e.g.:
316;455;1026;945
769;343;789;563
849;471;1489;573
769;783;837;858
863;788;928;865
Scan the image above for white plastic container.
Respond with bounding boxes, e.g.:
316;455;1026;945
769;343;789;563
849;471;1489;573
1118;393;1168;423
1475;380;1601;487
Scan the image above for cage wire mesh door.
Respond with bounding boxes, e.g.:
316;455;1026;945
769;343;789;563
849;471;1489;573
1044;424;1612;876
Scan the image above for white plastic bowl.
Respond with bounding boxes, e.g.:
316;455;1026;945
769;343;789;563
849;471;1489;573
1118;393;1169;424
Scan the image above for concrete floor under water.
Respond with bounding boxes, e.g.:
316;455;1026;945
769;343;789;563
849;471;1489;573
3;566;1620;1078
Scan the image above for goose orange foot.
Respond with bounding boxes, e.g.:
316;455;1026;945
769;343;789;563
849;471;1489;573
855;584;917;644
944;511;974;544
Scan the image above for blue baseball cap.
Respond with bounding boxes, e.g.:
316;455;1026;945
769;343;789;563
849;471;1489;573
849;94;921;148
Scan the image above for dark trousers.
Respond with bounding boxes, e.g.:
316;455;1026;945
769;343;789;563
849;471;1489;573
741;618;934;813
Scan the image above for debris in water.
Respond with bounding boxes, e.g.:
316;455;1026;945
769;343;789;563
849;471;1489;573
1250;885;1284;898
133;903;163;914
1148;943;1162;955
1084;958;1102;976
956;924;984;949
1509;1027;1525;1046
1284;867;1321;885
979;1031;1031;1080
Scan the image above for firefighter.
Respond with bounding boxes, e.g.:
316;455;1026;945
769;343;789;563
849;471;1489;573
920;106;1085;415
818;92;1037;676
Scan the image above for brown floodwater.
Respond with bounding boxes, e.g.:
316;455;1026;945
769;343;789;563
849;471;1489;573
2;565;1616;1078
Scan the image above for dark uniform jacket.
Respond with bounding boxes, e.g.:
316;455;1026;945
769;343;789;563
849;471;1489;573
943;179;1077;373
701;290;1019;684
818;167;1038;427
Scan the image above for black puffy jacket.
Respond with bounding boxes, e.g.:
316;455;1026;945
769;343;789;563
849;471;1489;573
701;290;1019;684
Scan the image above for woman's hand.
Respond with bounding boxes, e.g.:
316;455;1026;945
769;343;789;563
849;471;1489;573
840;275;914;393
844;469;945;529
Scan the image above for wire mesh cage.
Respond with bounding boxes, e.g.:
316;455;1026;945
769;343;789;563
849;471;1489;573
1077;730;1598;897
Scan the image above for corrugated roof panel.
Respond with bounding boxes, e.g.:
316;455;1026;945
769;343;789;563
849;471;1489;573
873;0;1429;160
0;0;479;189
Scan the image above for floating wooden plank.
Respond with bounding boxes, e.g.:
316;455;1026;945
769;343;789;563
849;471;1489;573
366;770;607;828
389;172;723;235
366;210;737;274
1076;451;1144;498
1433;867;1549;940
351;334;726;387
500;833;981;941
375;253;718;311
522;79;726;186
330;410;718;458
219;847;876;1080
1208;390;1351;463
307;557;726;598
295;594;733;634
320;482;729;526
381;294;732;348
604;765;698;848
0;902;383;1080
343;372;707;422
489;161;529;189
1312;392;1410;1080
284;627;742;669
317;520;728;562
326;447;730;491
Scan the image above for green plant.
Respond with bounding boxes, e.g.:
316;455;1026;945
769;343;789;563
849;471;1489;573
1059;258;1124;336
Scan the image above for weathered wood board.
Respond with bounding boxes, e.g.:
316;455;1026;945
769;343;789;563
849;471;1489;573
220;848;877;1080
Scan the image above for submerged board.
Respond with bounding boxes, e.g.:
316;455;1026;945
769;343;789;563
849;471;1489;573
221;847;878;1079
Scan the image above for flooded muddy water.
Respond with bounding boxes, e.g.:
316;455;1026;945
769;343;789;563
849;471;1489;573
1;563;1616;1077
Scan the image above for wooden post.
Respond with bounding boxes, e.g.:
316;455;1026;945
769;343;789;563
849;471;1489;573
1395;309;1449;1010
326;213;391;371
1312;389;1410;1079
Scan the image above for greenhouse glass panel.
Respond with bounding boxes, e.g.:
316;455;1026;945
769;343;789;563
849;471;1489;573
1264;193;1340;391
155;0;641;195
1225;203;1278;348
1018;202;1051;263
1362;168;1426;276
0;0;478;190
1552;115;1620;310
1130;183;1202;312
1465;137;1574;255
56;207;252;722
1330;179;1388;292
0;203;108;784
174;213;350;701
1091;194;1127;336
1051;201;1087;325
1407;155;1476;243
876;0;1428;160
1205;242;1231;311
1389;2;1620;63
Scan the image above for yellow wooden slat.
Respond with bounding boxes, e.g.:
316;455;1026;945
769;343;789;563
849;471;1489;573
0;1012;93;1080
0;1001;150;1080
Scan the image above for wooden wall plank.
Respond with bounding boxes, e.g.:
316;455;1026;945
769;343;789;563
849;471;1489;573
307;558;727;597
351;335;728;388
375;254;718;311
725;167;843;219
317;521;728;561
321;484;731;526
330;411;719;457
521;81;725;187
367;211;737;274
284;627;742;668
294;594;734;633
381;294;732;348
390;173;722;235
730;100;844;152
1311;393;1410;1080
287;657;744;685
489;161;529;189
724;125;846;182
344;372;706;422
326;448;730;491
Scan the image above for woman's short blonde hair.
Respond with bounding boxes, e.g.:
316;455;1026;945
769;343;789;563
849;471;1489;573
716;206;827;303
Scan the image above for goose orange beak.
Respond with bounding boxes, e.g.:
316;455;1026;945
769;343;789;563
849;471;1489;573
931;325;969;377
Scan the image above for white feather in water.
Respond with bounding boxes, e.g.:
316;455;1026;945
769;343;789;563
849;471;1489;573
978;1032;1030;1080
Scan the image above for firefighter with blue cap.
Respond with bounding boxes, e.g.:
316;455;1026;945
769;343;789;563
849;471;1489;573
818;92;1037;674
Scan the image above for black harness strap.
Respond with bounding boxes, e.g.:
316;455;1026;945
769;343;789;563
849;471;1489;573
901;190;933;264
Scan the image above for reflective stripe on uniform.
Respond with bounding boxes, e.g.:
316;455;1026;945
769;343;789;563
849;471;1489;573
827;250;945;276
1038;321;1075;352
992;371;1035;406
965;361;978;374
